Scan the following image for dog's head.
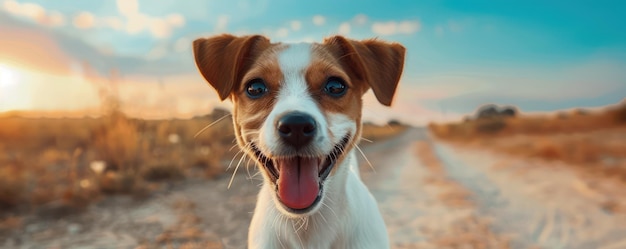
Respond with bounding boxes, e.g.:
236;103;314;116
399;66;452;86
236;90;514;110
193;34;405;216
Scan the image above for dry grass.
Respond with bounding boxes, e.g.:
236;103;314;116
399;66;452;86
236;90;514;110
430;101;626;182
0;67;407;214
0;105;405;215
431;102;626;139
361;122;410;142
0;109;233;213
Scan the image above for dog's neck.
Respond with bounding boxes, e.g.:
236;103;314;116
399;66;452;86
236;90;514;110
251;149;358;247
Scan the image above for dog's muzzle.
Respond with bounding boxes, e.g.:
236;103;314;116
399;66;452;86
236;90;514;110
276;111;317;149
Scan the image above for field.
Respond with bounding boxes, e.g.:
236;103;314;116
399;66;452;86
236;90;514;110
0;109;408;216
429;100;626;183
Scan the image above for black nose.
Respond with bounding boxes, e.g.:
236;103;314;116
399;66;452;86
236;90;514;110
277;112;317;149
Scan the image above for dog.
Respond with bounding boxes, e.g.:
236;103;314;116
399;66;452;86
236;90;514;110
193;34;405;248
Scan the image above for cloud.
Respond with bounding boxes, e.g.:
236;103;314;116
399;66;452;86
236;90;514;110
166;13;185;27
215;15;228;31
173;37;190;52
413;58;626;117
19;2;44;20
119;12;185;38
149;18;171;38
371;20;421;36
73;11;95;29
116;0;139;17
124;12;147;34
2;13;195;78
290;20;301;31
353;14;367;25
47;11;65;27
115;75;228;119
1;0;64;27
361;89;454;126
0;23;72;75
435;19;471;36
1;0;185;38
101;16;123;31
276;27;289;38
69;0;185;38
312;15;325;26
2;0;19;14
145;43;168;60
338;22;350;35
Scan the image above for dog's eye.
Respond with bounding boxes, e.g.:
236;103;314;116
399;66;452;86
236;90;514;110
323;77;347;97
246;79;268;99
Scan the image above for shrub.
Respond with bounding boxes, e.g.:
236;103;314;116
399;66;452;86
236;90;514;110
500;106;517;117
615;103;626;123
476;104;499;119
97;171;137;194
142;163;184;181
475;118;506;134
93;114;142;173
0;166;26;209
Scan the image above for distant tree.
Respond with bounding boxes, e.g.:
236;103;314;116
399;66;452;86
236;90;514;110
499;106;517;117
575;108;589;116
387;119;402;126
476;104;499;119
616;102;626;122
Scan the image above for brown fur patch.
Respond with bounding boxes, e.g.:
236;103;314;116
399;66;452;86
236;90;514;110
194;35;405;181
322;36;406;106
233;45;287;142
193;35;271;100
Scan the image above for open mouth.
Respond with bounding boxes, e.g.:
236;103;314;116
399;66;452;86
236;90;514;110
251;134;351;213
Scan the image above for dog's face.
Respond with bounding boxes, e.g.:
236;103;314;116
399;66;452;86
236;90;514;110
193;34;405;216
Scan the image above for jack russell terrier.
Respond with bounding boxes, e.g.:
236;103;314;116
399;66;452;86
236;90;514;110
193;34;405;248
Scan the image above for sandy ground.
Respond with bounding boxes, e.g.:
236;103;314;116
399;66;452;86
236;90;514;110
3;127;626;248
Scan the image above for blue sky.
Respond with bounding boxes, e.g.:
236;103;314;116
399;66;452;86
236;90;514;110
0;0;624;124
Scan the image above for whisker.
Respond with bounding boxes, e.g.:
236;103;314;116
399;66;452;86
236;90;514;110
227;153;247;189
355;144;375;173
249;170;262;180
361;137;373;143
292;218;304;248
193;114;232;138
229;143;240;152
318;209;329;225
227;149;244;171
322;201;340;220
246;156;254;179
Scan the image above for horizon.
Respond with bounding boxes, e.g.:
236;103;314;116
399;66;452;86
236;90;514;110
1;0;625;125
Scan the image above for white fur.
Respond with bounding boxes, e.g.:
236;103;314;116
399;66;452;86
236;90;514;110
259;43;332;158
248;43;389;249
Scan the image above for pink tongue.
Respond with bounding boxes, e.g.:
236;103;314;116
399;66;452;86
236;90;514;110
276;157;320;210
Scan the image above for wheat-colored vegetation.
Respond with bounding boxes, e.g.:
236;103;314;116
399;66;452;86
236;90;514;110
430;100;626;181
0;108;235;211
361;120;409;142
0;106;407;213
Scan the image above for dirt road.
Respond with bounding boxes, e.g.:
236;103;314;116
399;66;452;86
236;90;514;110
4;128;626;248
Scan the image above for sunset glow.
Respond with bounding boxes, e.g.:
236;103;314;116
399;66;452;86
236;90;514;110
0;1;624;124
0;62;32;111
0;63;18;87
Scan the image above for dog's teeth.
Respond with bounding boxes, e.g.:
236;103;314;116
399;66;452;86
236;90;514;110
273;159;279;172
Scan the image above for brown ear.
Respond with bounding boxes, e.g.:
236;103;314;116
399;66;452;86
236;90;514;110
193;34;270;100
324;36;405;106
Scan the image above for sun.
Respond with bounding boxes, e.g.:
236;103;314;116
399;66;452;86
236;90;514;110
0;64;19;87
